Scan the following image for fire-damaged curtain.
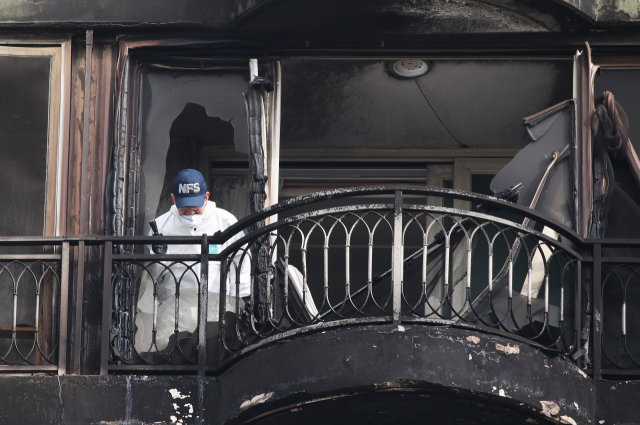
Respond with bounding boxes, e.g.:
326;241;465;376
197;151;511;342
106;56;138;362
244;58;279;323
208;61;280;221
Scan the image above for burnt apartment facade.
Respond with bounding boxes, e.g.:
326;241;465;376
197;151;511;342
3;1;640;424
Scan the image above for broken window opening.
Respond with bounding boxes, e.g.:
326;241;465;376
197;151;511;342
138;68;251;237
130;66;253;355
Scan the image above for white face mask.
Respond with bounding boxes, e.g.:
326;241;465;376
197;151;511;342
179;213;203;228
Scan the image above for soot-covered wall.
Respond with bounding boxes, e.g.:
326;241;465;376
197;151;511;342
280;59;573;150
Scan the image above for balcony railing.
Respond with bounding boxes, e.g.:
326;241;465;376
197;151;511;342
0;240;70;373
1;186;639;378
215;187;583;363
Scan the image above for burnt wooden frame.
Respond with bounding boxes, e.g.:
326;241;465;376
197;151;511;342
0;38;72;373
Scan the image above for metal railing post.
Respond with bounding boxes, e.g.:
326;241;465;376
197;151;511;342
575;258;582;361
58;241;70;375
218;256;228;366
100;241;112;376
392;190;403;324
198;234;208;376
593;243;602;380
72;240;85;374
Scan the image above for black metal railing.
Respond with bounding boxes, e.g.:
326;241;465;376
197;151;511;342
590;241;640;378
216;187;583;366
3;186;640;379
100;236;215;375
0;240;69;373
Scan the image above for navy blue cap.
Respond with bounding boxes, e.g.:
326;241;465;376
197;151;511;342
172;169;208;208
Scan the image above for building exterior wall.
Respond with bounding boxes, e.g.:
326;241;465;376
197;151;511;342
2;1;640;424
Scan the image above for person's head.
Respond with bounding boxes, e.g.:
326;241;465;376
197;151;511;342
171;169;210;216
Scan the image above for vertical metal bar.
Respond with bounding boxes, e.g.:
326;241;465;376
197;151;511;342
544;275;549;313
527;266;532;305
198;235;209;376
72;241;85;374
368;241;374;296
392;190;403;324
488;250;493;291
575;260;582;358
466;244;472;289
444;240;450;303
58;241;70;376
218;257;228;365
593;244;602;380
323;245;328;306
622;299;627;336
345;242;350;297
508;261;513;299
100;241;112;376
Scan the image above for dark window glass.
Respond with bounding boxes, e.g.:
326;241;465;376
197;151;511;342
0;55;52;365
0;55;51;238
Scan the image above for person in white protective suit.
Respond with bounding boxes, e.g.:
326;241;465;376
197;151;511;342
135;169;251;354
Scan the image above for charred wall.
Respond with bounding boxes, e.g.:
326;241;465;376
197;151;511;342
0;0;639;30
1;324;639;424
0;0;599;30
217;324;596;425
0;375;218;425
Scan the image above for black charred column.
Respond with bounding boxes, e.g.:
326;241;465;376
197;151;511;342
246;76;273;324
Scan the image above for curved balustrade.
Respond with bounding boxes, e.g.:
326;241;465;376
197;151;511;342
216;187;583;362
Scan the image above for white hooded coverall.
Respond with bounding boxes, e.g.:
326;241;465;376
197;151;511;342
135;201;251;351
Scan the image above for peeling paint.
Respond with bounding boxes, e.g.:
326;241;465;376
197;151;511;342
560;415;577;425
240;392;275;411
576;368;588;379
540;400;560;416
498;389;506;397
398;325;405;332
466;336;480;344
495;343;519;355
169;389;188;400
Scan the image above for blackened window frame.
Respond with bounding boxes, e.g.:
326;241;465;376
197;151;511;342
0;42;71;238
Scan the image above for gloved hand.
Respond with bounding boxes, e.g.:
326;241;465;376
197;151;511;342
149;220;168;255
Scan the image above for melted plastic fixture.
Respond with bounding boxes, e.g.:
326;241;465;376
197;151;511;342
390;59;429;78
